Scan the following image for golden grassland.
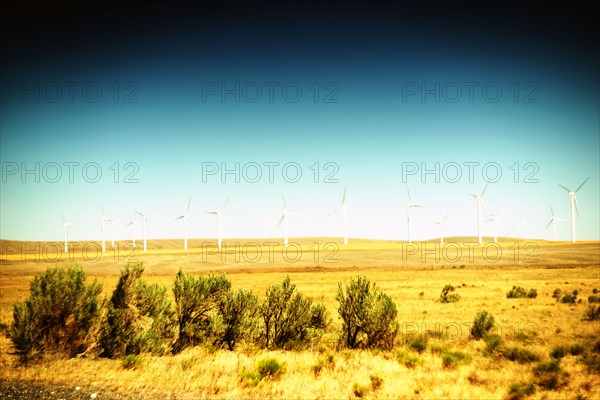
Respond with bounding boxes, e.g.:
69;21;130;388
0;238;599;399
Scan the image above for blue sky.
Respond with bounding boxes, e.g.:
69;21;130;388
1;3;598;242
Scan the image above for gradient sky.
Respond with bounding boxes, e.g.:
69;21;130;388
1;2;598;242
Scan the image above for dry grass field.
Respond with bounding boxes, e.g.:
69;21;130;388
0;238;599;399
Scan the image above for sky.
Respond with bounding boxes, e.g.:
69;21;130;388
1;1;598;243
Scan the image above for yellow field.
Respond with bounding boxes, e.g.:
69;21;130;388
1;238;599;399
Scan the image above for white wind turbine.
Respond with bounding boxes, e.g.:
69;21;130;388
278;194;300;247
559;177;589;243
405;184;422;244
100;204;113;252
124;214;137;248
485;209;499;243
470;183;489;244
135;209;152;252
521;219;529;239
60;215;71;253
433;213;449;244
175;197;195;250
207;198;229;250
340;188;349;245
546;205;566;241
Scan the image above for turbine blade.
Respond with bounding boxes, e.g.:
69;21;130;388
549;205;554;216
175;215;185;220
60;214;66;223
574;197;580;217
206;211;218;215
188;217;200;230
405;184;411;202
575;177;589;192
481;182;489;197
277;214;285;227
101;203;105;216
135;210;144;217
281;193;287;208
341;187;347;206
187;197;192;212
221;197;230;211
559;184;572;192
545;219;553;229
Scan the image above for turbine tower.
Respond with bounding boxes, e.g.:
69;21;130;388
60;215;71;253
278;194;299;247
340;187;349;245
559;177;589;243
207;198;229;250
135;209;151;252
101;204;112;252
485;210;499;243
124;214;137;248
175;197;195;250
545;205;566;241
470;183;489;244
405;184;422;244
433;213;449;244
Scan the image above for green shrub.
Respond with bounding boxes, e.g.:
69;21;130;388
9;265;102;363
408;335;427;353
507;286;537;299
583;304;600;321
483;334;502;356
337;276;399;349
101;263;176;358
579;354;600;373
369;374;383;391
561;291;578;304
260;276;328;349
172;270;231;353
506;286;527;298
593;288;599;294
507;382;535;399
552;288;562;299
215;289;259;350
256;356;284;379
569;343;585;356
503;346;540;364
441;349;469;368
533;359;569;390
397;350;420;368
470;310;495;339
439;284;460;303
550;345;568;359
121;354;144;369
588;295;600;303
352;382;369;398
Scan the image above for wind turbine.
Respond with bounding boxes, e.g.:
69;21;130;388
101;204;113;252
135;209;151;252
433;213;449;244
278;194;300;247
124;215;137;248
470;183;489;244
207;198;229;250
175;197;195;250
521;219;529;239
60;215;71;253
340;188;349;245
559;177;589;243
405;184;422;244
545;205;566;242
485;209;499;243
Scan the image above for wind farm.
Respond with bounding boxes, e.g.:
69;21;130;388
1;2;598;398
